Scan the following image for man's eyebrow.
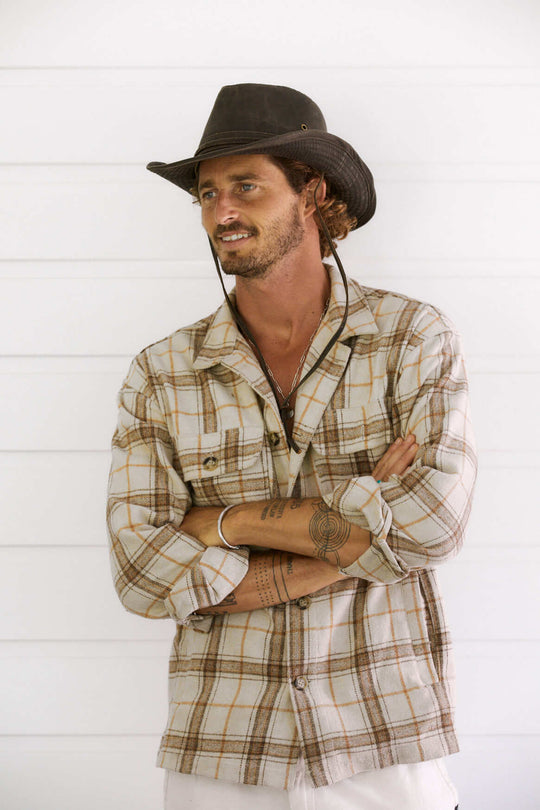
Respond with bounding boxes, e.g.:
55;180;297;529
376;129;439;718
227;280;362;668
198;172;263;191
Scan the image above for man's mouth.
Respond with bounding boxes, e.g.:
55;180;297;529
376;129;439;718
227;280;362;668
220;233;252;243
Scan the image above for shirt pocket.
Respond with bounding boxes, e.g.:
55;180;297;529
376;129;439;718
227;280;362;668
175;425;270;505
311;400;395;486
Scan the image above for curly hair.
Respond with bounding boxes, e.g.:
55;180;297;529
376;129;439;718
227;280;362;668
268;156;357;258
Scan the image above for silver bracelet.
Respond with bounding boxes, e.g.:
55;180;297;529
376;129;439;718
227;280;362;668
217;504;241;549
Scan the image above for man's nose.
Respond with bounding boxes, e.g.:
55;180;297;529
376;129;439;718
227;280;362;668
214;191;239;225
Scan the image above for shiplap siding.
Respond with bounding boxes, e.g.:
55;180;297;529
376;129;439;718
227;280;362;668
1;1;539;807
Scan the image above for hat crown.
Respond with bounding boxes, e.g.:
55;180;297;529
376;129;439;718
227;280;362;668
197;84;327;155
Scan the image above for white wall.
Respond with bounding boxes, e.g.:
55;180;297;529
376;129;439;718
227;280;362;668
1;1;539;807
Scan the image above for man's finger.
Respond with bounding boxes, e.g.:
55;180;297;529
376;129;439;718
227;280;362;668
372;435;418;482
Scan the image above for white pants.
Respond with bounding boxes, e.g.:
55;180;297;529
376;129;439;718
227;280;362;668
164;757;458;810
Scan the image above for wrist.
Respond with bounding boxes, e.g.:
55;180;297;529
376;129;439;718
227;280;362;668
221;503;253;548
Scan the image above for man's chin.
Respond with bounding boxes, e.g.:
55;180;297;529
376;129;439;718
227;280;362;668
219;257;270;279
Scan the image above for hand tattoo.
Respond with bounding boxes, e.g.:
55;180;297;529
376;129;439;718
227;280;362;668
309;500;351;565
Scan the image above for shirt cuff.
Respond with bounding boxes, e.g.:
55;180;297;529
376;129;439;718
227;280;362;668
323;475;408;583
164;544;250;628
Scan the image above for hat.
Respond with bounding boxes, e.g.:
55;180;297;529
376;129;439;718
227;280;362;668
146;83;376;229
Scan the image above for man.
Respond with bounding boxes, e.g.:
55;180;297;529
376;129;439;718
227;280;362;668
107;84;476;809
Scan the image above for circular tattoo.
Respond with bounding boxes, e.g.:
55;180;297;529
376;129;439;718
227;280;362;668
309;502;351;560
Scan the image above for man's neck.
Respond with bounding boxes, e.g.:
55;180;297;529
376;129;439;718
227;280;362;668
234;255;330;355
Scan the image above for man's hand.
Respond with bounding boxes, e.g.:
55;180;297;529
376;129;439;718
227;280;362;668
372;434;418;483
180;505;223;548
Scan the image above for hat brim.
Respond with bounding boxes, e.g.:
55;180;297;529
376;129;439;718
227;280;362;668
146;130;376;229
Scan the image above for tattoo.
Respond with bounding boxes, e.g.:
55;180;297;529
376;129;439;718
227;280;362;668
260;499;287;521
220;592;238;607
253;553;277;606
253;551;294;607
286;553;294;575
309;500;351;565
272;551;293;603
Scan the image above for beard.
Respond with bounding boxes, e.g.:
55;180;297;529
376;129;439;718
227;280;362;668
214;201;305;279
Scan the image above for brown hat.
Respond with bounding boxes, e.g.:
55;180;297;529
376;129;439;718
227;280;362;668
146;83;376;228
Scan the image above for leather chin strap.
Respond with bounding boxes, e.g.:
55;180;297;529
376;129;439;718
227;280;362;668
208;174;349;453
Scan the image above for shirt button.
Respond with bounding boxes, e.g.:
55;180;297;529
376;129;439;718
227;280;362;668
203;455;218;471
268;432;280;447
296;597;310;610
293;676;307;691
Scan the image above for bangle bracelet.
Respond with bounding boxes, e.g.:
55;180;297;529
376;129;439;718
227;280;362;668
217;504;241;549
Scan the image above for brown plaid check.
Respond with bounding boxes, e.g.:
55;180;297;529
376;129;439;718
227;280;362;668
107;266;477;788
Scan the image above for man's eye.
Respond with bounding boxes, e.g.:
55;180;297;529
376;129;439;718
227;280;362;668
240;183;255;192
201;190;216;202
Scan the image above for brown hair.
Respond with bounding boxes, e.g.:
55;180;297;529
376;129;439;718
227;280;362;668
268;156;357;258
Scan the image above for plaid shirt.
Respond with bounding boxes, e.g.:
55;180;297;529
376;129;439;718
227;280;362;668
107;265;477;789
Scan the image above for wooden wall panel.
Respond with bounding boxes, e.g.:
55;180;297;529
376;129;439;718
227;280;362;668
2;1;538;67
2;73;539;165
0;736;164;810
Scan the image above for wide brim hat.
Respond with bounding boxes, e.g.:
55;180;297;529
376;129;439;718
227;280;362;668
146;83;376;229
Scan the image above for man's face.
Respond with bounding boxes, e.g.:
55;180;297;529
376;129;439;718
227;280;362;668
197;154;305;279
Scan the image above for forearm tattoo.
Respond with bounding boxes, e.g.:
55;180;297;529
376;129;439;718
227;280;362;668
309;500;351;565
260;498;302;520
253;551;292;607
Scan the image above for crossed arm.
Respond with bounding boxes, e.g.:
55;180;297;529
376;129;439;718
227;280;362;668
181;434;418;614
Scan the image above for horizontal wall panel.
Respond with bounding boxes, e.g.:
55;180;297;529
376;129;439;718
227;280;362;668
1;547;174;641
2;0;538;67
3;452;534;549
1;452;112;547
0;648;169;735
1;547;538;641
0;736;163;810
2;168;539;261
2;79;539;165
1;640;537;735
446;734;540;810
1;276;538;362
0;733;538;809
0;370;122;451
0;370;534;452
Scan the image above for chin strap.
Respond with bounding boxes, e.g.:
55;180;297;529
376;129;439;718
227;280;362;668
208;173;350;453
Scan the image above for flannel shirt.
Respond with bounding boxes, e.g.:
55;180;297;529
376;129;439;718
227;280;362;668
107;265;477;790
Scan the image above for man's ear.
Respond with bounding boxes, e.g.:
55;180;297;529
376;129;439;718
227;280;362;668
304;176;327;214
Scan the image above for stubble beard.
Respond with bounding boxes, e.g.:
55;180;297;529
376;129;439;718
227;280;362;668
216;202;305;280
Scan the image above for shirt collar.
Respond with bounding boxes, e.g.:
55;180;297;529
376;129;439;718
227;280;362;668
192;264;378;371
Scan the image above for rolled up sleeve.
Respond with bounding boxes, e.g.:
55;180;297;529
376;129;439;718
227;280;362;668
323;324;477;583
107;356;249;627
